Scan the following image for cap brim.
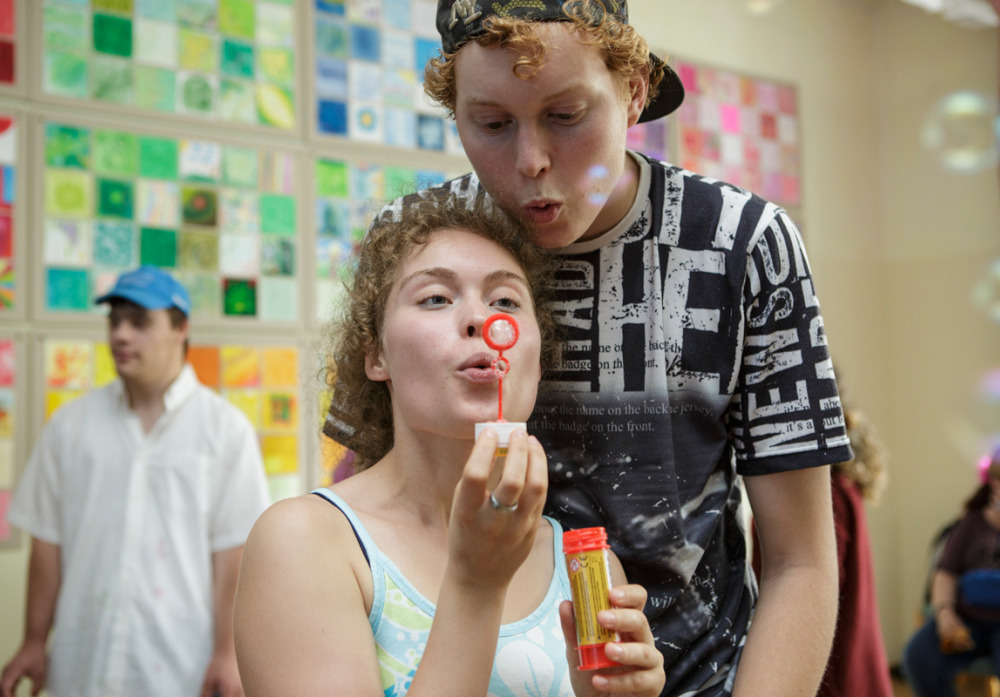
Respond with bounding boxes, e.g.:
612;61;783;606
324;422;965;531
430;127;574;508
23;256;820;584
94;288;180;313
639;54;685;124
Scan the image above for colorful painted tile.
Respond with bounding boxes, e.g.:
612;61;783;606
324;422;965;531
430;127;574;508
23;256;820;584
139;227;178;267
315;159;349;198
223;277;257;315
43;5;89;52
93;14;133;58
44;220;93;267
92;221;136;267
0;341;13;387
178;230;218;270
94;131;139;177
260;237;293;275
181;187;218;226
178;72;216;115
222;146;259;188
261;434;297;474
219;0;256;40
221;39;255;79
136;180;180;227
179;29;218;72
45;124;90;169
256;83;295;130
220;189;259;234
135;66;177;112
219;233;260;276
219;80;258;124
45;170;92;219
221;345;260;386
96;179;134;219
92;55;134;104
138;137;180;180
188;344;220;385
137;0;177;21
262;391;297;430
258;276;296;321
46;268;91;311
44;51;89;98
259;193;295;235
180;139;222;182
262;346;297;386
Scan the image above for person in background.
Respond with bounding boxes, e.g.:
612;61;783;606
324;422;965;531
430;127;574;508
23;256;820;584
902;445;1000;697
1;266;270;697
234;195;666;697
326;2;852;695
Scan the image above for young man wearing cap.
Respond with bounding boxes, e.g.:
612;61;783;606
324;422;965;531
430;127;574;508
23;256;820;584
1;266;270;697
325;2;854;696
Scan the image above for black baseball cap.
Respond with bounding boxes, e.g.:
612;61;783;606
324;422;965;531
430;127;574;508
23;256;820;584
436;0;684;122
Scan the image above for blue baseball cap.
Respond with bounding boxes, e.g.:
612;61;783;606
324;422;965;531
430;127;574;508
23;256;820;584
95;266;191;317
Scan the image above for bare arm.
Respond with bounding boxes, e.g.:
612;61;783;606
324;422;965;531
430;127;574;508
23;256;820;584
735;466;838;697
200;546;245;697
929;570;975;652
0;537;61;697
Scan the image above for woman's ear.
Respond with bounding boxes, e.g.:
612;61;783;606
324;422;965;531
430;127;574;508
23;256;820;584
365;350;389;382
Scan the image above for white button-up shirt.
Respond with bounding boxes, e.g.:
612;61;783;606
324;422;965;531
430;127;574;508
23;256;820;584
9;364;271;697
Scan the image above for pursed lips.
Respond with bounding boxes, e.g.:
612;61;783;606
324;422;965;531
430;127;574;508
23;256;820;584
459;352;500;384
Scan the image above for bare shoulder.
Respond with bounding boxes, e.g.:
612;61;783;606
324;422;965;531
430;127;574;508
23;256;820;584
246;492;365;566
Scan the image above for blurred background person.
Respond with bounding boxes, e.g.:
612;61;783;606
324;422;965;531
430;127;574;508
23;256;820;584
902;445;1000;697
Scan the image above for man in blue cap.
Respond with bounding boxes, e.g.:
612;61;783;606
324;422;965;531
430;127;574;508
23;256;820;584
325;3;853;696
2;266;270;697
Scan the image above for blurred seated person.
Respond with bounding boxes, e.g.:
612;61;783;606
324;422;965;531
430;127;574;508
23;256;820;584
902;446;1000;697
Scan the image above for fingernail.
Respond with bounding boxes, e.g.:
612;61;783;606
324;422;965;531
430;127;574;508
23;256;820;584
597;610;616;627
609;588;625;602
606;643;624;659
593;675;609;689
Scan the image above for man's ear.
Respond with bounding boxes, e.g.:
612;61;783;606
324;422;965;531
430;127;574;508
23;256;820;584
626;71;649;128
365;350;389;382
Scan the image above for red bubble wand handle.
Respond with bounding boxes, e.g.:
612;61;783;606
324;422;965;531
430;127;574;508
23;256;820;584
482;313;519;422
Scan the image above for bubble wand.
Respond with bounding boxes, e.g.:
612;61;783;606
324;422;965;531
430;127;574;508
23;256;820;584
475;313;525;456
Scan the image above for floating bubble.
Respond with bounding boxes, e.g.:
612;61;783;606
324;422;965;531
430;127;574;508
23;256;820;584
921;91;1000;174
970;258;1000;324
489;319;516;347
981;369;1000;404
745;0;786;14
585;164;612;206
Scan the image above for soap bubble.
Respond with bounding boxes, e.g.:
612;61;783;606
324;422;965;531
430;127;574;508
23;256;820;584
981;369;1000;404
489;319;516;347
585;164;612;206
970;258;1000;324
921;91;1000;174
746;0;786;14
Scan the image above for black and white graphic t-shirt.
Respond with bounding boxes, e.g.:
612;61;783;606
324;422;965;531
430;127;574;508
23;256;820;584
335;152;853;697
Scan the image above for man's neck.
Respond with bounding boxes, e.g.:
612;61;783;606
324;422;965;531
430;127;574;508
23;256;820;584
123;363;184;433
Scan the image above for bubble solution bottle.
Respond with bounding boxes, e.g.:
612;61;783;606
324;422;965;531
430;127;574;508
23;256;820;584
563;526;620;671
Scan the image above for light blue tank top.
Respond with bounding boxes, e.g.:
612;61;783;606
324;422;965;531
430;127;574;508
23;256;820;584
312;488;575;697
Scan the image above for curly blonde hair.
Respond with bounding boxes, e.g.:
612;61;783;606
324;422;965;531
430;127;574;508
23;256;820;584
424;1;664;119
835;399;889;504
323;193;560;472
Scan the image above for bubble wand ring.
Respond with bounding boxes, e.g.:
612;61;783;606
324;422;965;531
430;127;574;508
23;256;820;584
482;313;519;422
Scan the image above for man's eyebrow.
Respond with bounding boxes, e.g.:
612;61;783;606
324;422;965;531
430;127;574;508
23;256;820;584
463;84;589;109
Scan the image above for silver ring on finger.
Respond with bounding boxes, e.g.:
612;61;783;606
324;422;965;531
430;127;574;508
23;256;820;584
489;492;519;513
